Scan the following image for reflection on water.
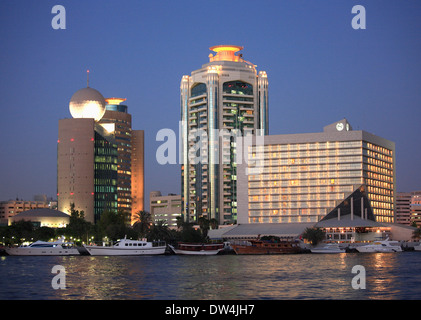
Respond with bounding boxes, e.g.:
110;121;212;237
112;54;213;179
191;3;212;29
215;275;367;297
1;253;421;300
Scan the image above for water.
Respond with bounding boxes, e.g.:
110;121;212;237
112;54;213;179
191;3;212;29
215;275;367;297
1;252;421;300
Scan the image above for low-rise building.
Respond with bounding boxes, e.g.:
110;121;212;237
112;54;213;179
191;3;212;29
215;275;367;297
0;198;57;226
150;191;182;228
8;208;70;228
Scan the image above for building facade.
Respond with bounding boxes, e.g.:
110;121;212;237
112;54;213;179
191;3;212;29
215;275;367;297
98;98;145;224
396;192;413;225
149;191;182;228
131;130;145;223
180;45;268;225
238;119;396;224
58;82;145;225
0;199;57;225
58;118;118;223
410;192;421;227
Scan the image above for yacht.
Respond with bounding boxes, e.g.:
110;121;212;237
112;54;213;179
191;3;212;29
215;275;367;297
310;243;345;254
356;238;402;253
5;238;80;256
83;237;166;256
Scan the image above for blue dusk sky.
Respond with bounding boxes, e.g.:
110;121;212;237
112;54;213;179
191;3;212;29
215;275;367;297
0;0;420;209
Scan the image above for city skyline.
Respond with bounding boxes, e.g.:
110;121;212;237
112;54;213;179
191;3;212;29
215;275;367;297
1;1;420;210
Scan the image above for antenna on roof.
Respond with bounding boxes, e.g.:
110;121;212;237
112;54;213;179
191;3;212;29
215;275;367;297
87;69;90;87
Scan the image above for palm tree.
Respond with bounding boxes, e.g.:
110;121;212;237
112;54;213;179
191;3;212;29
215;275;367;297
412;227;421;241
209;218;219;230
198;216;210;238
132;210;152;238
148;220;172;242
302;227;325;246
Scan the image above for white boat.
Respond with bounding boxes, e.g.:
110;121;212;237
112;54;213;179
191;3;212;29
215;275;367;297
169;243;225;255
310;243;345;254
5;238;80;256
83;237;166;256
356;238;402;253
414;243;421;251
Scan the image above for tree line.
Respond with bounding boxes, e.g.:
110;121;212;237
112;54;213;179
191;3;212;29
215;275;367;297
0;204;219;246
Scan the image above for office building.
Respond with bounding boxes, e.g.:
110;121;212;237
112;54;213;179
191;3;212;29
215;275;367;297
58;78;145;224
58;84;118;223
149;191;182;228
180;45;268;224
396;192;413;225
410;192;421;227
237;119;396;224
98;98;145;224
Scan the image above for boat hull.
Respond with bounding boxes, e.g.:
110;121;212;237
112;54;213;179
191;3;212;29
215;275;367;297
232;245;301;255
5;247;80;256
310;249;345;254
414;245;421;252
169;245;223;255
356;247;402;253
83;245;166;256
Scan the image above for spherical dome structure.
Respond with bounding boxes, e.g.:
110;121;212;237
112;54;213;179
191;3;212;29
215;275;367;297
69;87;106;121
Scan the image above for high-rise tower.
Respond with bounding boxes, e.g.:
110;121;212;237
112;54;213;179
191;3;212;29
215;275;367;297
98;98;145;224
58;86;118;223
58;75;144;224
180;45;269;225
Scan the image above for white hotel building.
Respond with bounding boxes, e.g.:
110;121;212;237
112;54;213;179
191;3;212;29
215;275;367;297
237;119;396;224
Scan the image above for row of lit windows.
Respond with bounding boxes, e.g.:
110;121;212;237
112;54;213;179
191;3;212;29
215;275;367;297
249;201;339;210
373;208;394;217
251;155;363;166
251;141;363;152
248;177;363;188
365;142;393;156
367;193;393;203
249;216;319;223
365;149;393;163
249;185;355;195
248;170;362;181
250;193;346;202
365;171;393;182
365;179;392;190
367;186;393;196
259;148;362;159
364;157;393;169
370;201;393;209
249;208;327;216
259;163;363;174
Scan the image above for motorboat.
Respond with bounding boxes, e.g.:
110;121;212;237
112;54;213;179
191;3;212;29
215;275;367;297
356;238;402;253
169;242;225;255
310;243;345;254
5;238;80;256
83;237;166;256
414;243;421;251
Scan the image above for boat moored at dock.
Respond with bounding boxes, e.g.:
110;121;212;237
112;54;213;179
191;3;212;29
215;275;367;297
169;242;225;255
5;238;80;256
231;239;301;255
310;243;346;254
356;238;402;253
83;237;166;256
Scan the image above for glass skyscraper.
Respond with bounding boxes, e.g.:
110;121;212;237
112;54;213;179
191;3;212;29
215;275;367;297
180;45;268;224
